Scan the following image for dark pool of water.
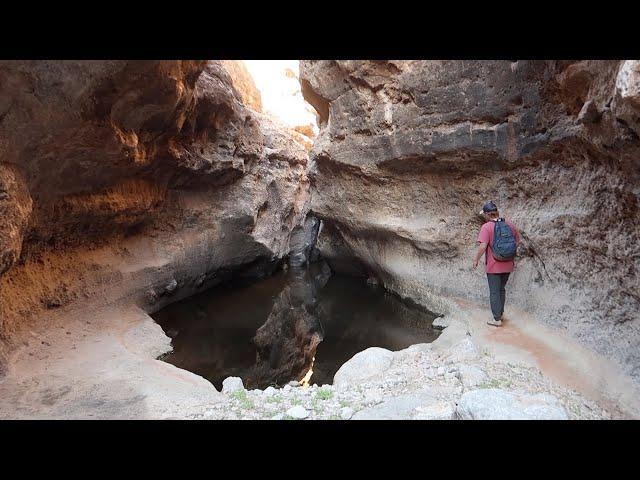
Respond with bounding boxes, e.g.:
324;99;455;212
153;262;440;390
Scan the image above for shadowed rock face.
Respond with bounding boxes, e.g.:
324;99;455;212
300;60;640;381
0;61;311;364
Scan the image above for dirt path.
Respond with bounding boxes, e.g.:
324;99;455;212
454;297;640;418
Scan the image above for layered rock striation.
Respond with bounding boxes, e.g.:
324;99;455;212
300;60;640;381
0;61;312;368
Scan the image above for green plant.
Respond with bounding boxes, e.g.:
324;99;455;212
569;403;581;418
479;377;512;389
231;389;254;409
317;388;333;400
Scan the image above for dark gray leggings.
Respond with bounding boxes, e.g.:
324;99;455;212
486;273;510;320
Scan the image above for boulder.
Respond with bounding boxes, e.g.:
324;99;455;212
222;377;245;394
456;365;488;389
340;406;354;420
444;338;480;363
352;390;441;420
456;389;568;420
333;347;394;387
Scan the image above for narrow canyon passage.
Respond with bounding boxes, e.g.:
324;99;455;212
0;60;638;420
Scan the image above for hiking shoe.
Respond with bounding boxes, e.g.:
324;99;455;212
487;318;503;327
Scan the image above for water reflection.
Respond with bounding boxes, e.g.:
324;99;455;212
153;261;439;390
245;263;330;387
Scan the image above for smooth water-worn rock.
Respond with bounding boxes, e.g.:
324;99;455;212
444;338;480;363
263;386;277;397
432;316;451;330
340;406;354;420
0;61;311;367
286;405;309;419
413;401;456;420
352;390;438;420
300;60;640;381
457;365;488;389
456;388;568;420
333;347;394;387
222;377;245;394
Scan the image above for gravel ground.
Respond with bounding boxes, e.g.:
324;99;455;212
186;339;614;420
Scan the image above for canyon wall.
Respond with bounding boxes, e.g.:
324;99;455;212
300;60;640;381
0;61;311;369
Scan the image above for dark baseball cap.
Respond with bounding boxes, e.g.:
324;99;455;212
479;201;498;214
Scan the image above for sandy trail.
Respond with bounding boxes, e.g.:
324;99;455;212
454;297;640;418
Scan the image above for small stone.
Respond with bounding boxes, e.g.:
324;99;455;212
283;384;291;392
287;381;300;387
222;376;244;394
445;338;480;363
457;365;488;389
333;347;394;387
164;278;178;294
437;367;446;376
286;406;309;419
263;386;277;397
271;413;284;420
340;407;354;420
414;401;456;420
432;316;451;330
364;390;383;405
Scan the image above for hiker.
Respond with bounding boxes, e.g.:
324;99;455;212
472;201;520;327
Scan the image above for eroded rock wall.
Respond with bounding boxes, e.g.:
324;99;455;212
0;61;311;366
301;60;640;380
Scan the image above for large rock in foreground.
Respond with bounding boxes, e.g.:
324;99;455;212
333;347;394;387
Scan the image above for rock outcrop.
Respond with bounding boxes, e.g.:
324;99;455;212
220;60;263;112
300;60;640;381
0;61;311;368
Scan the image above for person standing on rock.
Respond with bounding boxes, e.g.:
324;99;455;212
473;201;520;327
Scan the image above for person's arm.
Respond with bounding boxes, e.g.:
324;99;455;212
473;242;488;269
